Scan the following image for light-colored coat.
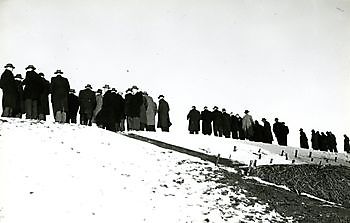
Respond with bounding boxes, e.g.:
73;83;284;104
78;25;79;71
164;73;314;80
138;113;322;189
242;114;254;138
145;95;157;126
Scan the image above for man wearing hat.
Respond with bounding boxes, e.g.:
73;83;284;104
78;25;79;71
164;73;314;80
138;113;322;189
0;63;17;117
273;118;283;145
128;85;143;131
157;95;171;132
299;128;309;149
67;89;79;124
261;118;273;144
211;106;223;137
242;110;254;140
187;106;201;134
79;84;96;126
23;65;43;119
51;69;70;123
201;106;212;135
38;73;51;121
13;74;25;118
144;92;157;132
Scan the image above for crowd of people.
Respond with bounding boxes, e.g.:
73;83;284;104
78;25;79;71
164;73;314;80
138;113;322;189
0;63;171;132
1;63;349;153
187;106;350;153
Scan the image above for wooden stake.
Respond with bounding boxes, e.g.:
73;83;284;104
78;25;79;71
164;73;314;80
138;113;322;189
335;157;338;162
292;160;295;164
215;154;221;166
233;146;237;152
294;150;298;158
253;160;257;167
309;151;312;158
281;150;284;156
258;154;262;159
285;153;288;160
270;158;273;164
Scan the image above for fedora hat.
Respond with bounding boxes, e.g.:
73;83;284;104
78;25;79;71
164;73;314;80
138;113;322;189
69;89;76;93
4;63;15;69
39;72;44;77
25;65;36;70
103;84;110;89
158;95;164;99
244;110;249;114
96;89;102;94
54;69;63;74
85;84;92;89
14;74;23;79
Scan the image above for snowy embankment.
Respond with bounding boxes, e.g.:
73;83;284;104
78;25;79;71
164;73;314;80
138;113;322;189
0;118;291;223
136;132;350;167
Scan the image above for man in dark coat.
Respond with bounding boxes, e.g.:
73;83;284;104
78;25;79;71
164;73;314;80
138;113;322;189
311;129;319;150
201;106;212;135
319;132;327;151
344;135;350;153
79;84;97;126
299;128;309;149
222;109;231;138
187;106;201;134
51;70;70;123
0;63;17;117
273;118;283;145
129;86;143;131
23;65;43;119
230;114;240;139
157;95;171;132
253;120;264;142
67;89;79;123
329;132;337;153
211;106;223;137
111;88;125;131
280;122;289;146
261;118;273;144
118;91;126;131
236;114;245;140
38;73;51;121
13;74;24;118
96;89;117;132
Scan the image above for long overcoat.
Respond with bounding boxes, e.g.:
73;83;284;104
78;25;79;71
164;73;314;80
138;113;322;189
242;114;254;139
201;109;212;135
144;95;157;126
23;70;43;100
0;69;17;108
187;108;201;132
140;96;148;124
157;99;171;129
51;75;70;114
79;88;97;115
300;130;309;149
262;121;273;143
38;78;51;115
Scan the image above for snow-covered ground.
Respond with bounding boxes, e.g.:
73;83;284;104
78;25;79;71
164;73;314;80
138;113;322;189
136;131;350;167
0;118;293;223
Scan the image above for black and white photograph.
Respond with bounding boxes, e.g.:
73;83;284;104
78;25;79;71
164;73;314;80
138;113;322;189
0;0;350;222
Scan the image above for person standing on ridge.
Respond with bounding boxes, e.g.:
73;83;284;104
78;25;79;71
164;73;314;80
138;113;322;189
187;106;201;134
0;63;17;117
242;110;254;140
299;128;309;149
201;106;212;135
51;69;70;123
157;95;171;132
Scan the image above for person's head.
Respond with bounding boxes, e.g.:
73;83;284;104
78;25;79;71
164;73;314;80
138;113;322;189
299;128;303;131
244;109;249;114
213;106;218;110
204;106;208;110
262;118;266;122
235;114;240;118
192;106;196;110
126;88;132;94
158;95;164;100
222;108;226;112
131;85;139;94
96;89;102;94
85;84;92;90
111;88;117;93
275;118;279;122
69;89;76;94
39;73;44;77
4;63;15;71
14;74;23;80
26;65;36;71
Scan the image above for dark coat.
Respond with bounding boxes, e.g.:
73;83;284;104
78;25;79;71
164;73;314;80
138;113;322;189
280;124;289;146
23;70;43;100
344;136;350;153
79;88;97;115
157;99;171;129
114;93;125;123
51;75;70;113
38;78;51;115
96;90;118;129
13;79;24;116
0;69;17;108
140;96;148;124
68;93;79;116
262;120;273;144
300;130;309;149
201;109;212;135
187;108;201;132
253;121;264;142
124;93;133;116
311;130;319;150
273;121;283;145
211;110;223;128
222;112;231;137
129;92;144;118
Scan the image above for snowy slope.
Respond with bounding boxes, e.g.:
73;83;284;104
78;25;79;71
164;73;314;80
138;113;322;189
0;118;292;223
135;131;350;167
